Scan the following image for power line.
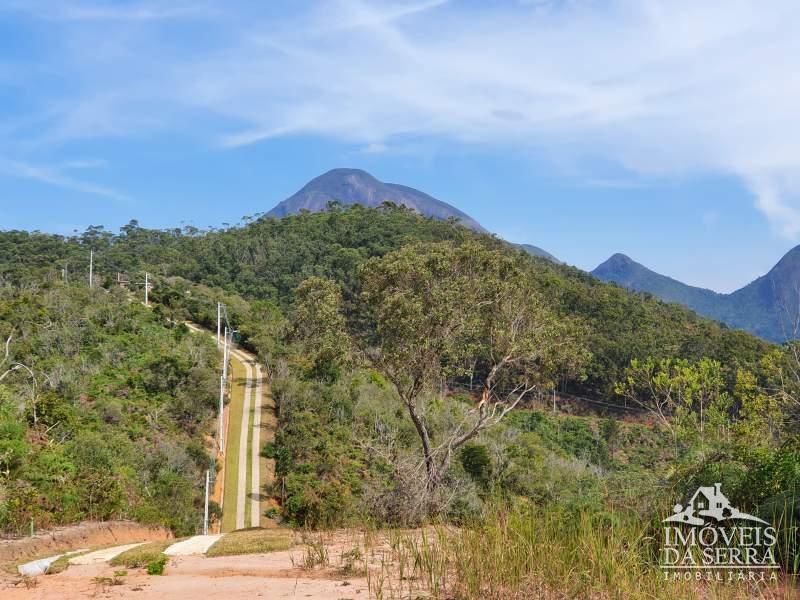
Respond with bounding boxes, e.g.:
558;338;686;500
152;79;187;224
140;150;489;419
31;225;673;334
445;380;648;415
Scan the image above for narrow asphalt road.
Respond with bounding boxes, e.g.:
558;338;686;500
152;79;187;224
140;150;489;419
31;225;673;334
250;361;263;528
233;351;253;531
185;323;271;532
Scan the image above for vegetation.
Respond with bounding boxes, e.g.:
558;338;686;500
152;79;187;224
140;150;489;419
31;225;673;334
0;206;770;398
146;554;167;576
1;205;798;596
358;508;794;600
205;528;295;557
0;284;218;535
110;540;175;569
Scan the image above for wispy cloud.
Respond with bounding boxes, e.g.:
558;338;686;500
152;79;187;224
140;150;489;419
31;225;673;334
0;158;126;201
3;0;800;234
61;158;107;169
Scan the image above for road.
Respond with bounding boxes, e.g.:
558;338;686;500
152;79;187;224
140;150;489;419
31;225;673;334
185;323;275;532
224;344;275;531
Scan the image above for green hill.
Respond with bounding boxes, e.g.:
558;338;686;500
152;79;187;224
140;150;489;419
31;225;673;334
0;206;771;399
0;284;219;535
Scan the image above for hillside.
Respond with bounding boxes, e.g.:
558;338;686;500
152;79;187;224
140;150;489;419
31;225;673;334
0;207;771;398
592;247;800;342
518;242;561;263
1;208;797;597
0;285;219;536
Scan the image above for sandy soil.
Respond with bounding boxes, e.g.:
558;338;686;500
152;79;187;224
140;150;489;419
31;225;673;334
1;547;371;600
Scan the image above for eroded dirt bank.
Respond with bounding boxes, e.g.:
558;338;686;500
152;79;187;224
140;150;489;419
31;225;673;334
0;521;172;566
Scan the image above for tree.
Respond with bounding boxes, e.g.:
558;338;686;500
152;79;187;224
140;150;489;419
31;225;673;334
734;368;784;446
291;277;350;380
0;335;38;425
358;241;587;494
615;357;731;457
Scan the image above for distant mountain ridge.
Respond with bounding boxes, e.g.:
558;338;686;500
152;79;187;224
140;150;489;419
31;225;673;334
593;250;800;343
267;168;558;262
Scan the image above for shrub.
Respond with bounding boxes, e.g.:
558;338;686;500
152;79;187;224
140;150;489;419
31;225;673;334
146;555;167;576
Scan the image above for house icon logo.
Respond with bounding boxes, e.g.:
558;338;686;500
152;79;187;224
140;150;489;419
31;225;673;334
663;483;767;526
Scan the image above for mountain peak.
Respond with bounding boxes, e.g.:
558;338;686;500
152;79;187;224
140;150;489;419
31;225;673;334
769;244;800;273
593;253;724;320
267;167;486;232
600;253;636;268
266;168;561;263
309;168;378;184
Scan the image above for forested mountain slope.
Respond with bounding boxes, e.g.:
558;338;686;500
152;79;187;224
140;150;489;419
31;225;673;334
0;206;772;398
1;206;796;581
0;284;218;535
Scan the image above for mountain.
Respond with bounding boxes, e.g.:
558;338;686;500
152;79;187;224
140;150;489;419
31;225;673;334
518;243;561;263
592;249;800;343
267;168;486;232
592;254;724;316
724;246;800;341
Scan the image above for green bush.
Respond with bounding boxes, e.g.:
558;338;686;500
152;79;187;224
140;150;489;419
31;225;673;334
146;556;167;576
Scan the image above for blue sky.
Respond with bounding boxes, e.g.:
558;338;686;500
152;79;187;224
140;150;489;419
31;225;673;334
1;0;799;293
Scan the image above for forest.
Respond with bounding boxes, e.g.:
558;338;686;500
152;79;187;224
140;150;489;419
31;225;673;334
1;205;798;596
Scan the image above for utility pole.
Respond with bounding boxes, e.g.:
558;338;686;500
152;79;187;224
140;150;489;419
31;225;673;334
203;469;210;535
144;272;150;306
88;250;93;288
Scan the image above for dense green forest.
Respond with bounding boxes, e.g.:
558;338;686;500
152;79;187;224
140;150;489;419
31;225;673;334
1;206;798;591
0;205;771;398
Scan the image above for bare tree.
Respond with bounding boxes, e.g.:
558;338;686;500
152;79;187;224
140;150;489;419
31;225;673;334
0;335;39;425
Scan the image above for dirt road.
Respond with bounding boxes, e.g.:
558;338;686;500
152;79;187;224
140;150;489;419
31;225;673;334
3;550;369;600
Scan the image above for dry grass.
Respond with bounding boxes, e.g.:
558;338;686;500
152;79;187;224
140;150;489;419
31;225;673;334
206;528;296;557
45;549;91;575
347;510;799;600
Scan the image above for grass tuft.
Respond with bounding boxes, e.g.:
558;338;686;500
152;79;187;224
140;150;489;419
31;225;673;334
46;549;91;575
110;540;176;569
206;528;295;557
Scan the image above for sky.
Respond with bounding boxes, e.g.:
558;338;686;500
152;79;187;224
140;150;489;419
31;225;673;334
1;0;799;293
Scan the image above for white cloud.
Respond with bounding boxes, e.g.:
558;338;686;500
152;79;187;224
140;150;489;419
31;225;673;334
4;0;800;234
747;173;800;239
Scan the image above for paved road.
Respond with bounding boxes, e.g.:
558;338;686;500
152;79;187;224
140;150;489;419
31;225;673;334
185;322;268;531
232;350;253;530
250;362;263;528
229;347;266;530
